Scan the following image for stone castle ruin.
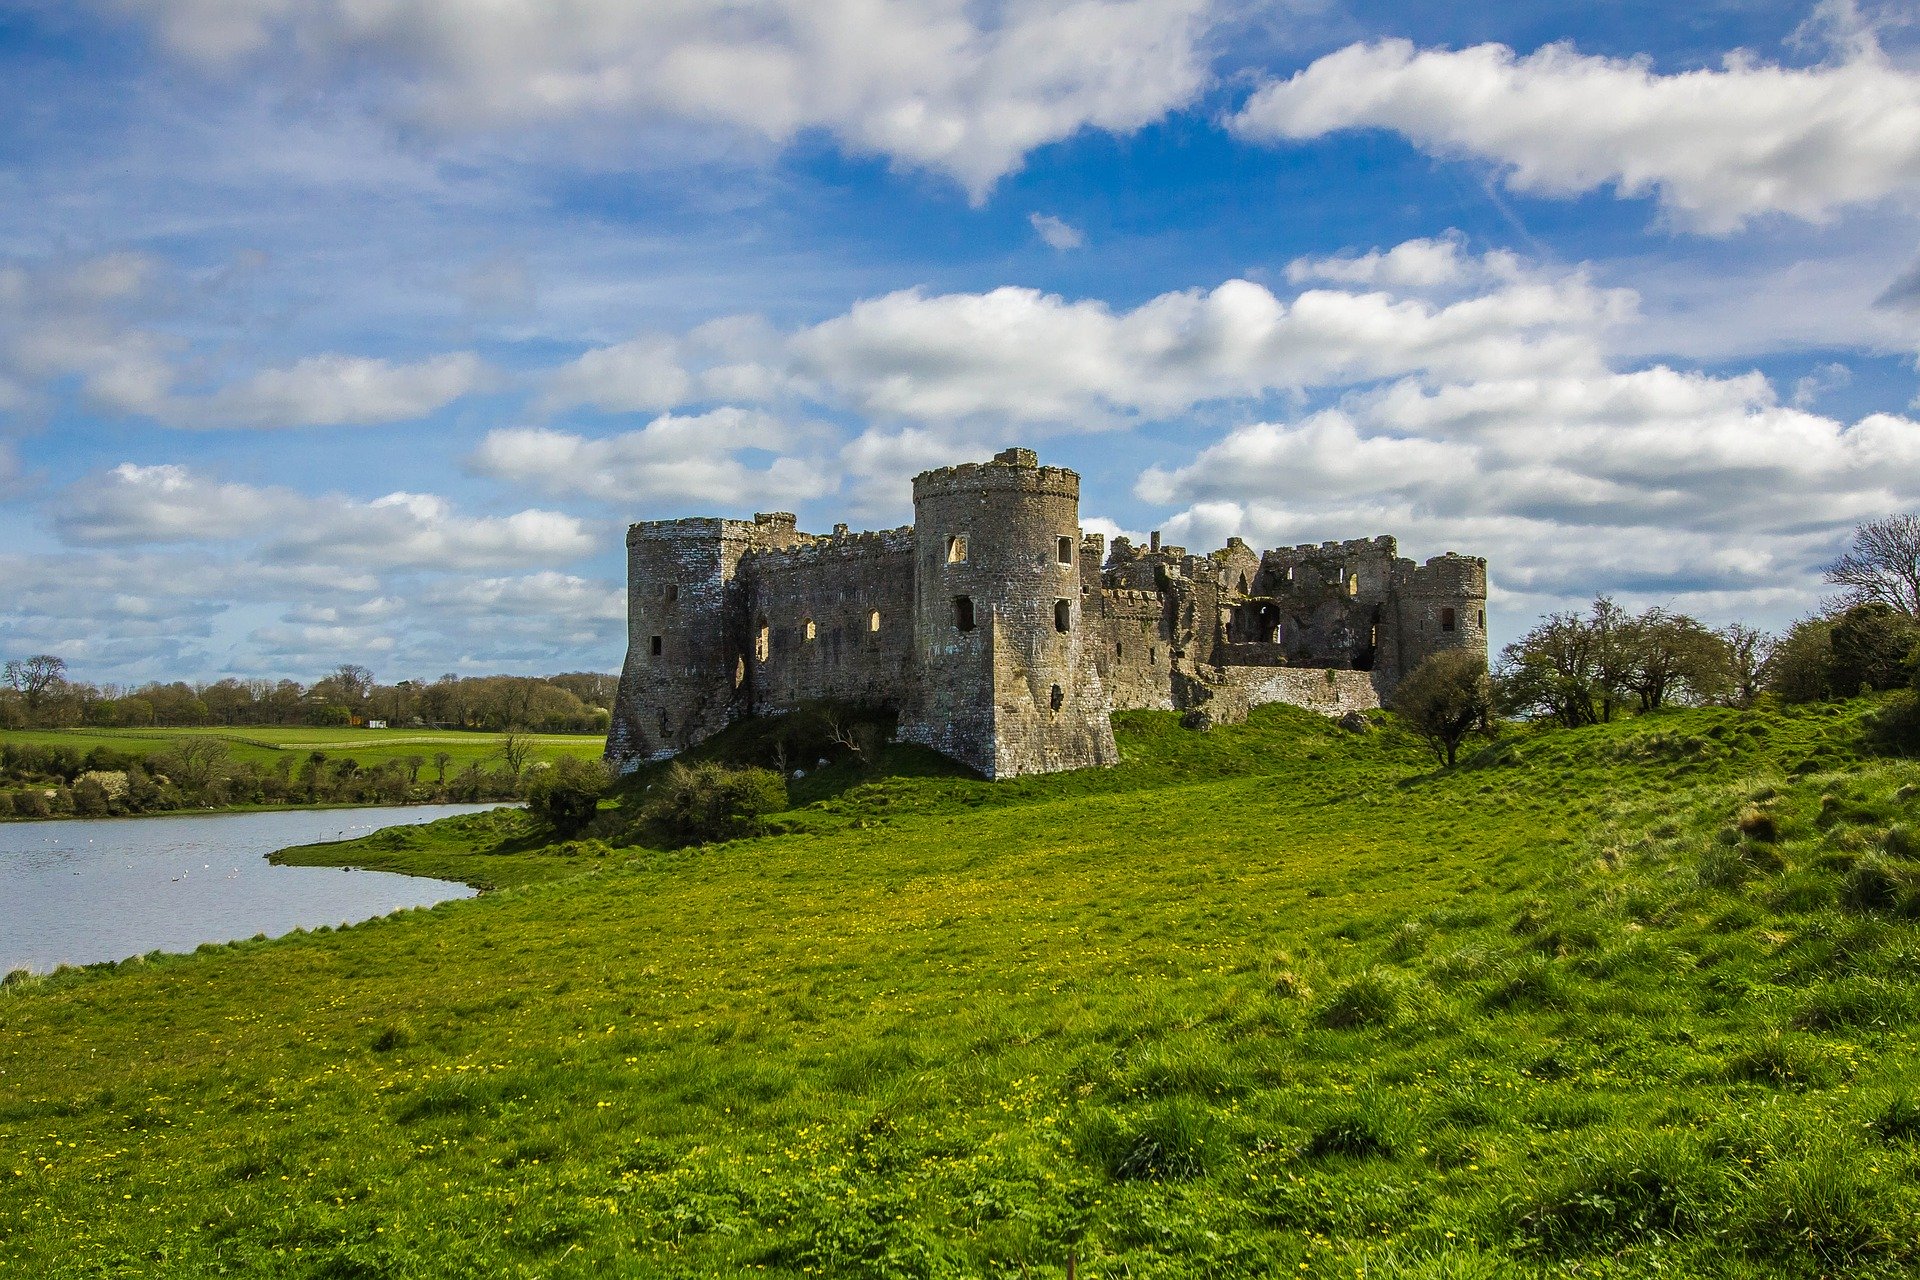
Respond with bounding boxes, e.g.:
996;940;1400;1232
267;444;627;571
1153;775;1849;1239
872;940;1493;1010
607;448;1488;779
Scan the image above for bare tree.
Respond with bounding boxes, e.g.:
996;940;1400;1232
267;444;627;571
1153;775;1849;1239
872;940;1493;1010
161;738;230;796
3;654;67;711
497;729;532;781
1719;623;1775;707
1826;514;1920;616
432;751;453;786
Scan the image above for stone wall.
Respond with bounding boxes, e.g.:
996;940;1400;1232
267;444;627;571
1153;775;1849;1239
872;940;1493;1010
1092;589;1175;711
744;529;916;713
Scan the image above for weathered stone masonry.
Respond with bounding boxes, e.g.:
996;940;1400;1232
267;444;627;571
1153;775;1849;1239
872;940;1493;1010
608;448;1488;779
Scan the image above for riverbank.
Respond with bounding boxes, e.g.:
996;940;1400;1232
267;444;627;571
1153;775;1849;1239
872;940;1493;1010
270;805;588;889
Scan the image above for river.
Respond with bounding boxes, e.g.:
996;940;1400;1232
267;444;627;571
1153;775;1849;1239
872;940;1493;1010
0;805;498;975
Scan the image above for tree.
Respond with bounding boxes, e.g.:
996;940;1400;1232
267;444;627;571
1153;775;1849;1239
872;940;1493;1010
3;655;67;714
1719;623;1775;708
1621;609;1731;711
646;761;787;846
160;738;229;799
497;729;532;781
1768;616;1836;702
525;757;611;837
1826;514;1920;616
1496;612;1598;728
1829;603;1920;694
1392;649;1495;767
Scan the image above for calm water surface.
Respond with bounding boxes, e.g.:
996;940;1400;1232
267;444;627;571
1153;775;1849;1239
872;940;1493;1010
0;805;499;974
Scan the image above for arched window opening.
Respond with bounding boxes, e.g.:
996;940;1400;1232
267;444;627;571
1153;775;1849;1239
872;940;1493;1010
755;619;770;661
1049;684;1064;712
734;657;745;688
1054;599;1071;633
868;609;882;633
649;635;663;657
1116;641;1125;659
953;596;975;632
1058;536;1074;565
803;618;816;642
1237;573;1249;594
946;535;968;564
1441;607;1457;632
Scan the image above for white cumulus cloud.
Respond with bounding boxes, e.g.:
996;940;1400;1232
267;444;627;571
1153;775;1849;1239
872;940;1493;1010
1232;38;1920;231
114;0;1216;196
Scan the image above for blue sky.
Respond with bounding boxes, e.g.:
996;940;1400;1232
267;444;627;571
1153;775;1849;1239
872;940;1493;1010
2;0;1917;683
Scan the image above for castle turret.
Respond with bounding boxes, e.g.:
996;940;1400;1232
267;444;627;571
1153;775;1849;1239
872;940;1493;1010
898;447;1117;778
605;513;799;769
1391;553;1489;680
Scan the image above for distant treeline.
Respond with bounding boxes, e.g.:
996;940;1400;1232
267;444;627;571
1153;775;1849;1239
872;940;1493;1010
0;660;617;734
1;739;526;820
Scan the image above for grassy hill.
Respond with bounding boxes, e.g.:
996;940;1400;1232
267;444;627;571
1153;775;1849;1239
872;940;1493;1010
3;700;1919;1277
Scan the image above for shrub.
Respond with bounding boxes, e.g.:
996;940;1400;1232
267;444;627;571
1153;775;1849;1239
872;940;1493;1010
646;761;788;846
1077;1098;1219;1182
524;756;611;837
1515;1134;1723;1252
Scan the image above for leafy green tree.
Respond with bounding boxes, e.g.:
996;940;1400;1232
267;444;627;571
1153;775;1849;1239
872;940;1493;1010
1829;603;1920;695
1392;649;1495;767
1621;608;1732;711
1768;616;1836;702
1497;611;1598;727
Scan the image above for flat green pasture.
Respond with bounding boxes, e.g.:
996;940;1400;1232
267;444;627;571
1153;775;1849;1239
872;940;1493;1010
0;726;605;769
4;701;1920;1278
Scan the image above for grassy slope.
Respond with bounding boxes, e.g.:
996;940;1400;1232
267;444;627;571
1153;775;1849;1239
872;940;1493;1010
0;727;605;772
4;702;1920;1278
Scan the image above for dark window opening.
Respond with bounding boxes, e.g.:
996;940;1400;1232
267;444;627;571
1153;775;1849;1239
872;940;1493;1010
1049;684;1064;712
1150;646;1158;665
663;584;678;605
1477;609;1486;629
1054;599;1071;632
649;635;663;657
1058;536;1074;565
1237;573;1249;594
1116;641;1124;658
1441;607;1456;632
953;596;975;632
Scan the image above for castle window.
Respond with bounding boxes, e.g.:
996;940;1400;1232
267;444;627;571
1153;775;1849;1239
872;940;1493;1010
803;618;816;642
649;635;663;657
1441;607;1456;632
1150;647;1158;664
1054;599;1071;633
1058;536;1074;565
953;596;975;632
1050;684;1064;712
868;609;882;633
1237;573;1249;594
1116;642;1124;658
1478;609;1486;629
946;535;968;564
663;584;678;605
734;657;745;688
1348;574;1359;597
755;620;770;661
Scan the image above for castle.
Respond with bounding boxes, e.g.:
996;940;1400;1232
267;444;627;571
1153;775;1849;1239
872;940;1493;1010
606;448;1488;778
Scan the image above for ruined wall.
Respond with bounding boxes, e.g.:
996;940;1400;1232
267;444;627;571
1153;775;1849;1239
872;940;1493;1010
900;448;1116;778
1094;589;1175;711
744;529;915;713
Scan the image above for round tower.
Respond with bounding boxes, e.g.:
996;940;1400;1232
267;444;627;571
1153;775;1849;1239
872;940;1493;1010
900;448;1116;777
1393;552;1490;686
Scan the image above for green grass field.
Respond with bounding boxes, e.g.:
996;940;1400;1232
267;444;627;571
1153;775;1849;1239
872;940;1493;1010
0;725;605;771
4;700;1920;1277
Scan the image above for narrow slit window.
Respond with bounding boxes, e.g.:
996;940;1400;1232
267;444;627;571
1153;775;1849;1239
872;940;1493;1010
1441;607;1456;632
1049;684;1064;712
1116;642;1124;658
1058;536;1074;565
755;620;770;661
649;635;663;657
1054;599;1071;633
953;596;975;632
733;657;745;688
1477;609;1486;629
946;535;968;564
803;618;816;642
1348;574;1359;597
868;609;882;633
